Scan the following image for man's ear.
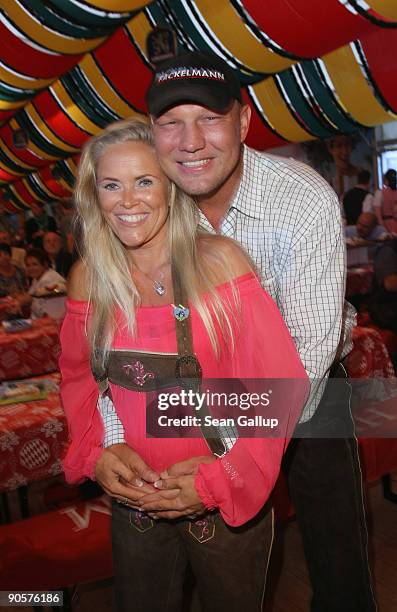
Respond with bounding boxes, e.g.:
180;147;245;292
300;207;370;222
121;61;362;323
239;104;251;143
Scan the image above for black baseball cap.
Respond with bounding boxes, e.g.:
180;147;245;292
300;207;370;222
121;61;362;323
146;51;242;117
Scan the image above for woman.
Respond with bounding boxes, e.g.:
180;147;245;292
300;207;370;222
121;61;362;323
59;119;308;612
25;248;66;319
374;168;397;233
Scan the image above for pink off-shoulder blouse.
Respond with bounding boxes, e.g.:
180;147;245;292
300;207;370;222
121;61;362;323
59;273;308;526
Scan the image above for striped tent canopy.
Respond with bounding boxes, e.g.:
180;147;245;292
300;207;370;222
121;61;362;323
0;0;396;211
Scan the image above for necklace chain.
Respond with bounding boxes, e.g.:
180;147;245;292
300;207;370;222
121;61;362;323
133;262;168;296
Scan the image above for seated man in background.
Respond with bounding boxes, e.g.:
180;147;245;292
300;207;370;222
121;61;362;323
345;212;388;267
343;170;374;225
42;231;75;278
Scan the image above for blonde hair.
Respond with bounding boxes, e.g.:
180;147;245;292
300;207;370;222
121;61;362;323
74;118;241;360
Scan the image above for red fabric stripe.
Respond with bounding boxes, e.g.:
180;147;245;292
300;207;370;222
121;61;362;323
0;168;19;181
33;90;91;148
0;21;82;78
240;0;374;57
12;180;36;205
0;109;19;124
93;28;152;113
38;166;72;197
360;29;397;113
242;89;286;150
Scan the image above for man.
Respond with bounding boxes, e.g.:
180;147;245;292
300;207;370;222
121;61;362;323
42;231;74;278
345;212;388;267
343;170;374;225
94;53;375;611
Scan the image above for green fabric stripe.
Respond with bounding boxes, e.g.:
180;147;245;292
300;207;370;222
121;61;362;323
300;61;361;133
17;111;70;157
277;70;336;139
53;160;76;187
69;66;120;123
46;0;135;28
19;0;107;38
60;72;112;128
28;174;54;202
147;1;263;85
0;147;28;175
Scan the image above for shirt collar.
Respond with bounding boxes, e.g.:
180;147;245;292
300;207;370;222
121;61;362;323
198;145;265;230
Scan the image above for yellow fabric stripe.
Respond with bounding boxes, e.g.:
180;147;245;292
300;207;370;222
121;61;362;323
0;98;25;110
0;139;36;170
0;64;53;90
125;11;153;59
80;55;143;119
194;0;294;73
22;177;44;200
322;45;396;126
66;158;78;177
31;175;60;199
50;81;101;134
26;105;80;153
251;78;315;142
54;175;73;192
9;183;32;206
367;1;397;20
4;1;105;55
0;158;24;176
84;1;150;11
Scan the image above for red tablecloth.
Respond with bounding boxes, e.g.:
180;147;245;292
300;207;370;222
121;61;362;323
344;326;395;378
0;373;68;492
0;318;60;382
346;265;374;298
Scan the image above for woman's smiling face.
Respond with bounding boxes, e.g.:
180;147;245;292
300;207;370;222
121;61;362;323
96;140;170;256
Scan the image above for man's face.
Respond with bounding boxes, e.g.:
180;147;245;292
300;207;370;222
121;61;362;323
43;232;62;256
151;102;250;199
356;214;376;238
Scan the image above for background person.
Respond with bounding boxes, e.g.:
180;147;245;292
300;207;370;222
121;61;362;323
60;119;308;612
373;168;397;233
326;133;361;197
345;212;388;267
343;169;374;225
42;231;75;278
25;248;66;319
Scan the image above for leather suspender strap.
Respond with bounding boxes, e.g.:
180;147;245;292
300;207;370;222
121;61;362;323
172;263;228;458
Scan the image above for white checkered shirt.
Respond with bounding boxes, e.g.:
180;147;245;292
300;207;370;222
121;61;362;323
98;145;355;445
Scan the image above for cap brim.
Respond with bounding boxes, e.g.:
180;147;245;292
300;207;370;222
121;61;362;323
148;81;234;117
